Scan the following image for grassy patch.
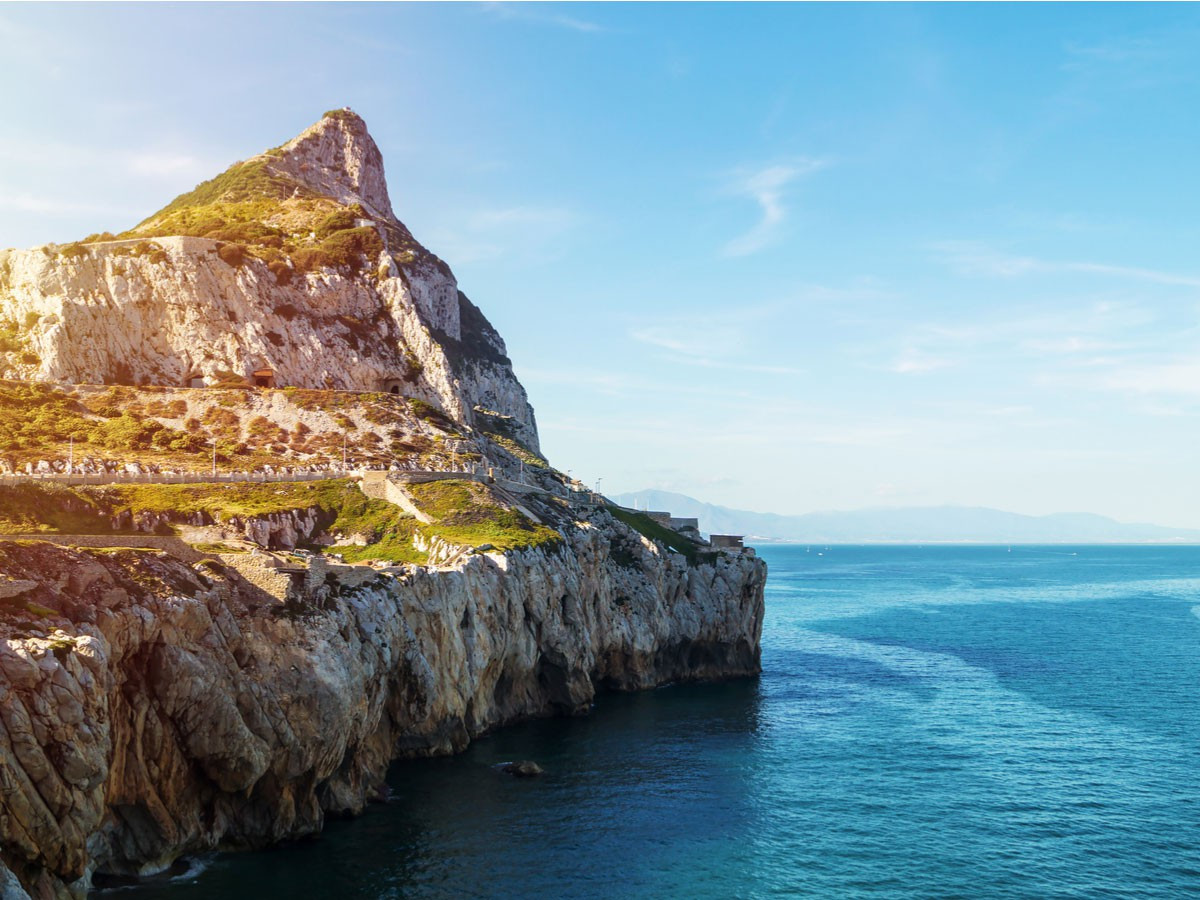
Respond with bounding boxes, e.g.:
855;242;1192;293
482;431;547;469
131;159;299;228
96;479;360;520
407;479;560;551
326;485;426;564
0;381;205;460
0;483;115;534
606;504;701;563
191;541;248;554
0;479;430;564
408;398;460;435
0;382;441;471
123;152;382;275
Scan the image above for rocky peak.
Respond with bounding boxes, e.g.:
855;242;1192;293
0;108;543;453
262;109;395;219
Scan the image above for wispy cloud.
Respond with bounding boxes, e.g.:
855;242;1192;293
866;300;1163;386
1099;361;1200;398
0;191;136;219
629;323;731;358
627;303;807;376
0;137;219;184
1063;36;1163;68
890;349;954;375
1020;335;1125;355
932;240;1200;288
480;2;608;33
721;159;826;257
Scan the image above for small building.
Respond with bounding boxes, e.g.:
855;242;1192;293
184;372;206;388
252;368;276;388
710;534;744;551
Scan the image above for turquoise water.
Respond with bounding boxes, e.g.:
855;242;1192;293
117;545;1200;898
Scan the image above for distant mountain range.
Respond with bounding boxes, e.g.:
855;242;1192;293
611;490;1200;544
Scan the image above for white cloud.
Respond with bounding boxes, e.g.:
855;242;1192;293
629;324;729;358
1021;335;1124;355
932;240;1200;288
722;159;826;257
1101;361;1200;397
890;351;954;374
0;191;134;218
626;303;807;375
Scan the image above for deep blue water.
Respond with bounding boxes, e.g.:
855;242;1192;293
117;545;1200;898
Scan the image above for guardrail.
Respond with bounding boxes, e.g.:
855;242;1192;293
0;470;349;487
0;467;609;508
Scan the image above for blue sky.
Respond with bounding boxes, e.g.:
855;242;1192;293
4;3;1200;525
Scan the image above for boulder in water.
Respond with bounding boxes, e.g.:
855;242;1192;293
500;760;544;778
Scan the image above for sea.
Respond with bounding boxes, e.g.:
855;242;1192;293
115;544;1200;899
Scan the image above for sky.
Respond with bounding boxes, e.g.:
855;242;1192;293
3;3;1200;526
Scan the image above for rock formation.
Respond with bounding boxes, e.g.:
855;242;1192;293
0;109;538;451
0;110;767;898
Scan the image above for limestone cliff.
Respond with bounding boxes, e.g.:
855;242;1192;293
0;108;768;899
0;520;764;897
0;110;538;451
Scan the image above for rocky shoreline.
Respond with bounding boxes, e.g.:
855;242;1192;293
0;518;764;898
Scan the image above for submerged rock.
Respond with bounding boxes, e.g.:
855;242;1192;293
500;761;545;778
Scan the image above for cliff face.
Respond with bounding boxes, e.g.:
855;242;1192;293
0;108;768;899
0;525;764;897
0;111;538;451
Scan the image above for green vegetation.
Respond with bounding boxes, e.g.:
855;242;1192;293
0;483;114;533
133;159;298;226
0;381;468;474
408;398;460;435
191;541;248;554
0;382;205;459
122;155;383;275
0;320;26;355
95;480;361;520
0;479;427;564
475;408;546;468
483;431;548;469
216;243;246;267
606;504;702;563
325;486;426;564
407;479;561;551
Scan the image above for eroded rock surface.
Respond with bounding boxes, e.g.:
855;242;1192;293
0;520;764;897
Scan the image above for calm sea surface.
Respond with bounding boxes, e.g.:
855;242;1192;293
118;545;1200;898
